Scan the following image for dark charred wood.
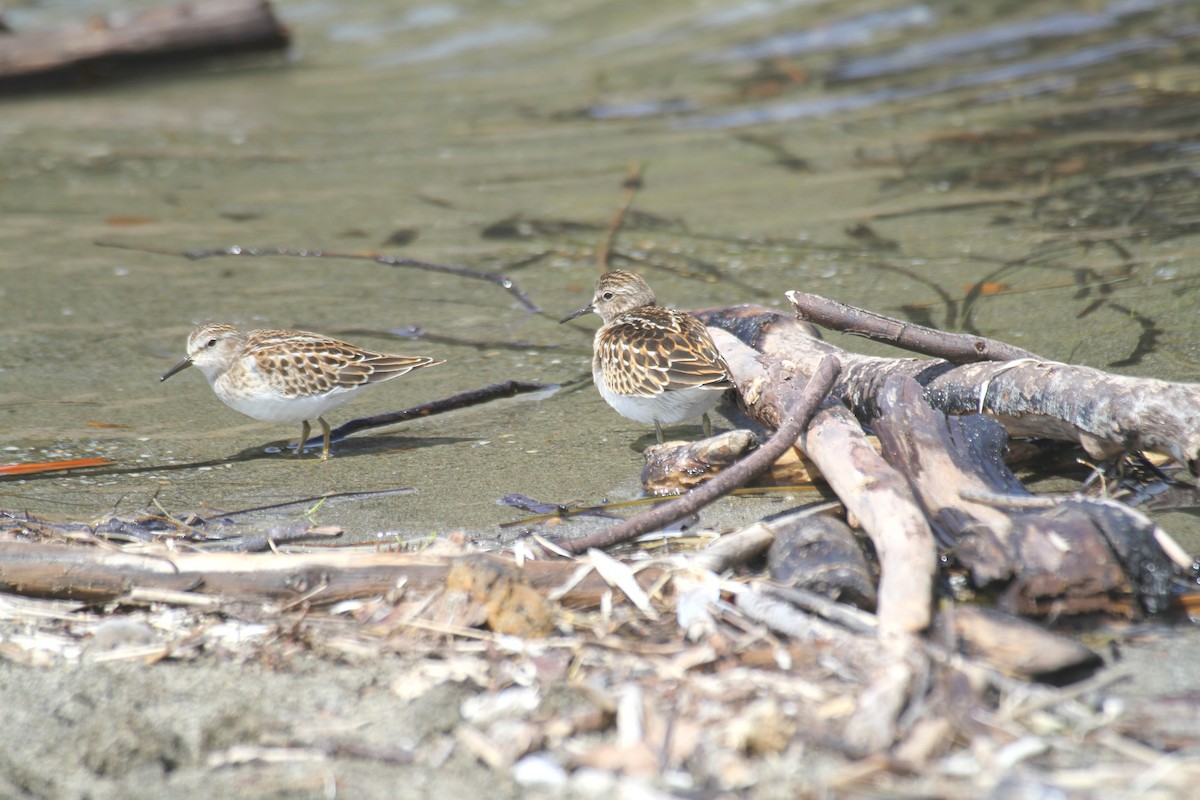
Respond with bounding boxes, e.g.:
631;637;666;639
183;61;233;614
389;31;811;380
873;374;1180;617
767;513;877;611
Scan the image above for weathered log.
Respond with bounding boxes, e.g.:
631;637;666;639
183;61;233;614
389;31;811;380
696;301;1200;471
0;0;289;92
710;329;936;637
0;543;658;610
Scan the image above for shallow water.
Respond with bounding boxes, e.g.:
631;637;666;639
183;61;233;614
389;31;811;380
1;0;1199;545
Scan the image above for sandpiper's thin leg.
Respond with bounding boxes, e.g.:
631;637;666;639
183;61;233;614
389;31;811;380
702;412;713;438
654;420;665;445
297;420;312;458
319;417;333;461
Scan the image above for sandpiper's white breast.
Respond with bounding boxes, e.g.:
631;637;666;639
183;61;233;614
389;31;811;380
212;377;360;423
593;366;723;425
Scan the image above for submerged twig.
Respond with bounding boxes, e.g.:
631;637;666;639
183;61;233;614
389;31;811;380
498;494;622;521
94;241;540;312
557;355;840;554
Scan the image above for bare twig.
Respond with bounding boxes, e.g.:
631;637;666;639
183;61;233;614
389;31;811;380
557;355;840;554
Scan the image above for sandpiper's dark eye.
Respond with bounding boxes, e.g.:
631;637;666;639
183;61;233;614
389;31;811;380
602;291;614;301
206;338;218;348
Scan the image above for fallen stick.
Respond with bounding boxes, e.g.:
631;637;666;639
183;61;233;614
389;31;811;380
0;0;289;91
555;355;840;555
331;379;553;441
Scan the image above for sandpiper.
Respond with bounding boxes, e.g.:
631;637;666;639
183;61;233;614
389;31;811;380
560;270;734;444
161;323;443;460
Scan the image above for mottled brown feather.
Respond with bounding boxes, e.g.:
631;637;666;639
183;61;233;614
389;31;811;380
595;306;733;398
246;329;442;396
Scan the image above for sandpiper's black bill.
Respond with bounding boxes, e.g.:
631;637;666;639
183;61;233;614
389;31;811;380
160;356;193;382
559;304;593;324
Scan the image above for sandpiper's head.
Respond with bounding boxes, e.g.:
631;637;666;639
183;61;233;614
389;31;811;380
559;270;656;325
161;322;247;382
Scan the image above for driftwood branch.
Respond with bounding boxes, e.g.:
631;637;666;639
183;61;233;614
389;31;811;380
0;0;289;91
698;301;1200;471
788;290;1041;363
556;356;840;555
700;297;1191;620
0;543;658;610
711;330;937;636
